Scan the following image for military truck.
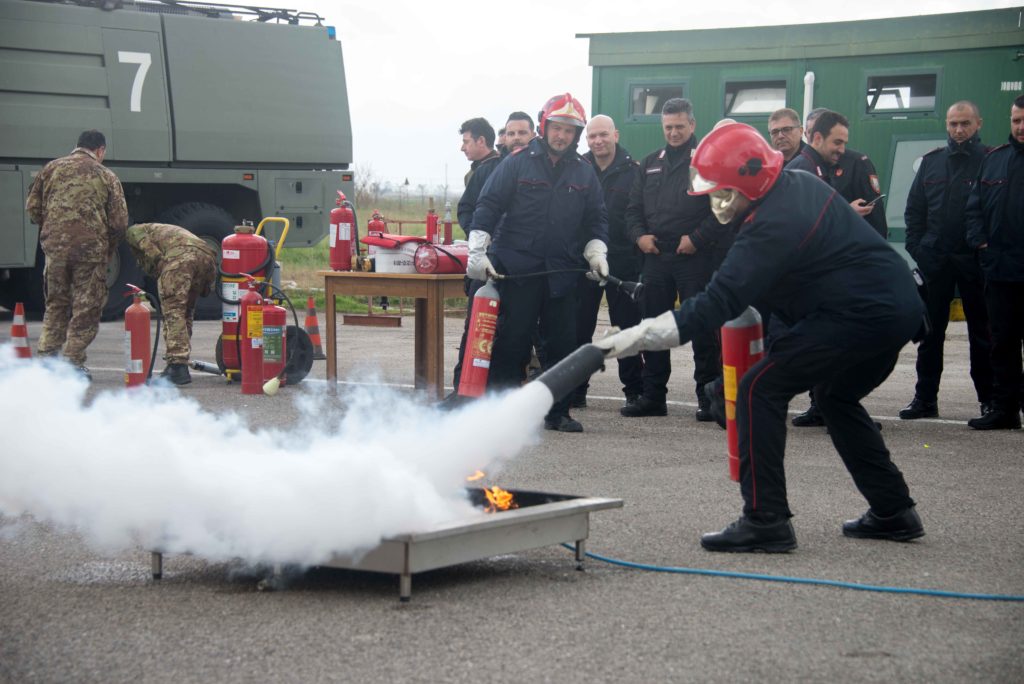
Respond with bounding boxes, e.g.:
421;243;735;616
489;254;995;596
0;0;354;319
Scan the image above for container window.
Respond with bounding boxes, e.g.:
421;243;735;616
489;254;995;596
866;74;937;113
724;81;787;115
630;84;685;117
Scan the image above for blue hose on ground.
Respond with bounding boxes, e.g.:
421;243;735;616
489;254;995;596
562;544;1024;602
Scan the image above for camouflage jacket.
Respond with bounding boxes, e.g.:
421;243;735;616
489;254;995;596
125;223;217;279
26;148;129;262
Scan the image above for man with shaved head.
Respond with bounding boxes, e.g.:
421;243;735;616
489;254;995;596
901;100;994;423
572;114;643;409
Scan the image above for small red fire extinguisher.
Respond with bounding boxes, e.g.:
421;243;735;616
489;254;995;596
721;306;764;482
442;201;453;245
457;279;501;397
239;275;265;395
330;191;355;271
425;205;439;244
367;209;386;235
124;283;151;387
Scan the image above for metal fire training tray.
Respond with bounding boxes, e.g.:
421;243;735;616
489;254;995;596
150;489;623;601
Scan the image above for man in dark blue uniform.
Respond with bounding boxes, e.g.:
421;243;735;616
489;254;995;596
572;114;643;409
624;98;729;421
901;100;993;422
467;93;609;432
965;94;1024;431
597;123;925;552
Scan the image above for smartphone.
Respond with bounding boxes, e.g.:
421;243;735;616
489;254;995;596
865;194;887;207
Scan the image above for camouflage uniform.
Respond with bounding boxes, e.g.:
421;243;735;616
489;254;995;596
126;223;218;364
26;147;128;366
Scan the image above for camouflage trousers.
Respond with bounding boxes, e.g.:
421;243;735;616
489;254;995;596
37;258;108;366
159;248;217;364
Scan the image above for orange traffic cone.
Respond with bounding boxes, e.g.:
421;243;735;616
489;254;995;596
305;295;327;360
11;302;31;359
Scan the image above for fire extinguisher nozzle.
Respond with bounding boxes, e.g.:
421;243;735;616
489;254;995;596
535;344;606;404
263;376;281;396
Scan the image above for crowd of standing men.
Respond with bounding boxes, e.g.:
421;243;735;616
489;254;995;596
452;92;1024;437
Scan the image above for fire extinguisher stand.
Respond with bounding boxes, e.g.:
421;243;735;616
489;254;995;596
720;307;765;482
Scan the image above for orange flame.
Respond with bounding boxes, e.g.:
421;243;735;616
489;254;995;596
466;470;486;482
483;485;518;512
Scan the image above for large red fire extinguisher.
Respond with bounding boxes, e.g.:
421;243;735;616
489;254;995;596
124;284;151;387
239;276;265;395
221;222;270;376
413;243;469;274
261;300;287;387
457;279;501;397
721;306;765;482
330;191;355;271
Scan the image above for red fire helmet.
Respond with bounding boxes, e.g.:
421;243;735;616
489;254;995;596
538;92;587;137
689;122;784;201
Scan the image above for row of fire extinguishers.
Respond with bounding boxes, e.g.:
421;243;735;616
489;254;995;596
328;192;468;275
122;218;313;395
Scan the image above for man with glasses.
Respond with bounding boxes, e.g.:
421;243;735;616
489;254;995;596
767;108;806;166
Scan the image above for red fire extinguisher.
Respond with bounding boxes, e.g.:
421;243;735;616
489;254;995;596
457;278;501;397
261;300;287;387
425;206;439;244
413;243;469;274
330;191;355;271
221;222;270;377
124;283;151;387
721;306;764;482
367;210;386;235
442;201;453;245
239;275;265;395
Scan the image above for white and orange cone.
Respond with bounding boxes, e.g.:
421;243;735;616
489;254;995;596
11;302;31;359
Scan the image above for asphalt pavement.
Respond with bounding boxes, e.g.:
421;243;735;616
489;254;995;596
1;307;1021;683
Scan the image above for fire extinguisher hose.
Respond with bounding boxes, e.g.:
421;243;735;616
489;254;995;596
145;294;163;382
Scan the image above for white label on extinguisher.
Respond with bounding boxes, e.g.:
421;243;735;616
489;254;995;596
222;282;239;302
471;358;491;369
251;338;263;348
329;223;338;247
223;305;239;323
123;331;142;373
750;338;764;355
223;248;240;260
339;223;352;240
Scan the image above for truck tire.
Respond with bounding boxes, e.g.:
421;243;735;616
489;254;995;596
156;202;236;320
102;240;145;321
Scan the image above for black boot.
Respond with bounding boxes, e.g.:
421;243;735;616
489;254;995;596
162;363;191;386
967;407;1021;431
898;397;938;420
842;506;924;541
544;415;583;433
695;390;714;423
620;396;667;417
791;402;824;427
700;514;797;553
703;378;727;429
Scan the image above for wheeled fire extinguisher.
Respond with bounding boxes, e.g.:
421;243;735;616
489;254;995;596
124;283;151;387
721;306;764;482
457;278;501;397
239;275;265;395
221;222;271;377
330;191;355;271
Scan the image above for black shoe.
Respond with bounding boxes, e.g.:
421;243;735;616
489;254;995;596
570;394;587;409
73;365;92;382
700;515;797;553
791;403;824;427
898;397;938;420
842;506;924;541
967;408;1021;430
695;392;714;423
438;392;474;411
980;401;994;417
544;415;583;433
162;363;191;386
620;396;667;417
623;394;640;409
701;380;726;428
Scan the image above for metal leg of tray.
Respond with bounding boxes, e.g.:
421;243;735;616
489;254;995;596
151;551;163;580
399;573;412;602
575;539;586;572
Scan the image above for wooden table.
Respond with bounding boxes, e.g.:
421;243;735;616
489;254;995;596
319;272;466;397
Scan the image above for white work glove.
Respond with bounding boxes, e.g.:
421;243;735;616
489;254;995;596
583;239;610;283
593;310;681;359
466;230;498;281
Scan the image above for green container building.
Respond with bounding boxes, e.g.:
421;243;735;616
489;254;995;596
579;8;1024;243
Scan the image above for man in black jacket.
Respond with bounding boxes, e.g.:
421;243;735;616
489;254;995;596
901;101;993;421
598;123;925;552
572;115;643;409
624;98;728;421
965;94;1024;430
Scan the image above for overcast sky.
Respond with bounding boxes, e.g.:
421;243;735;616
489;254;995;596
262;0;1017;192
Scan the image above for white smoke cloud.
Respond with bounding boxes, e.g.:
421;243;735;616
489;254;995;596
0;347;552;566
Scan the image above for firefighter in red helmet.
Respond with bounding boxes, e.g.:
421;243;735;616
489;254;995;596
596;122;927;552
466;92;609;432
